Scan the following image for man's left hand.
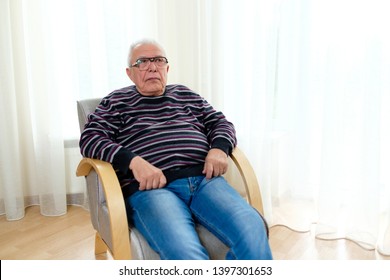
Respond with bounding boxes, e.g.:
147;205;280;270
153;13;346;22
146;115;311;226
202;148;229;179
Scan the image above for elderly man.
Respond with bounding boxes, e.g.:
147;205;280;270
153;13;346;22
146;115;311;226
79;39;272;260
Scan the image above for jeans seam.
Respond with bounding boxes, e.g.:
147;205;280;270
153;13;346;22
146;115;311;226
191;177;235;249
131;198;166;259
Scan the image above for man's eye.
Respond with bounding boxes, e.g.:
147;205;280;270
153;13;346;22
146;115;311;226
138;59;148;64
155;58;164;63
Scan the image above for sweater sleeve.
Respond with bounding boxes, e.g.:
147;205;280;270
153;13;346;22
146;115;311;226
210;137;234;155
197;96;237;155
79;97;134;165
112;148;137;174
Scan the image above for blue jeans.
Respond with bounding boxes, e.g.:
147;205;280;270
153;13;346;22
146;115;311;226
125;176;273;260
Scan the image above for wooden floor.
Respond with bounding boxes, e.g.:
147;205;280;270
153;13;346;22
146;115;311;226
0;205;389;260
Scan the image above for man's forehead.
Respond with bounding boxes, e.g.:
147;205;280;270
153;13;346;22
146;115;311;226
133;44;165;57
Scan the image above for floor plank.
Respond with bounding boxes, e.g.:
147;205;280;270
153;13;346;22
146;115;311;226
0;205;389;260
269;225;390;260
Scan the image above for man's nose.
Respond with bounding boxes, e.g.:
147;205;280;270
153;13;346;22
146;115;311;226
148;61;158;71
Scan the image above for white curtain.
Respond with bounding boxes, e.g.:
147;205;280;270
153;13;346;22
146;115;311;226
1;0;389;256
1;0;68;219
265;0;390;255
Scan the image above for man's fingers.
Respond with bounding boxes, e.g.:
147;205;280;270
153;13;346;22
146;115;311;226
138;174;167;191
202;163;213;179
159;175;167;188
130;156;167;191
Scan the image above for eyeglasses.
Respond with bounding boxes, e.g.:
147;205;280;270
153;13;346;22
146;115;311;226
130;56;169;71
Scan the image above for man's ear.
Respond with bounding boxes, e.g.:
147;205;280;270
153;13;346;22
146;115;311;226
126;67;133;81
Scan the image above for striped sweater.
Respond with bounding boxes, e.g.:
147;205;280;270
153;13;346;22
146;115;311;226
79;84;237;198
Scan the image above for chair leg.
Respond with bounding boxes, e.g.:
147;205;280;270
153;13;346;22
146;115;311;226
94;232;108;255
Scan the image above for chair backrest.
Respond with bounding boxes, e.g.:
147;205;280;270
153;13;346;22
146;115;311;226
77;98;102;132
77;98;115;250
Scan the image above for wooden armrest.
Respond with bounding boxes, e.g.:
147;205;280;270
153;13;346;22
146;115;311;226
76;158;131;260
230;147;264;215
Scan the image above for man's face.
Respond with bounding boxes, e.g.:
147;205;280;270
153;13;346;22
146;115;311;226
126;43;169;96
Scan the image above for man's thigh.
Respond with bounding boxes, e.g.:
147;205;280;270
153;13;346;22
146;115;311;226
126;188;208;259
128;189;194;238
190;176;262;245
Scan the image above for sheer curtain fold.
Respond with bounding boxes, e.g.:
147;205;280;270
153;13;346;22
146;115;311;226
265;0;390;255
1;0;389;256
0;0;67;219
1;0;31;219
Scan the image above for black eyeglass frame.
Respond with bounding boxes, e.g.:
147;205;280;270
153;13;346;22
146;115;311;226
130;56;169;70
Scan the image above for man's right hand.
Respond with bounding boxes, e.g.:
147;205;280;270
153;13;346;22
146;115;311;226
129;156;167;190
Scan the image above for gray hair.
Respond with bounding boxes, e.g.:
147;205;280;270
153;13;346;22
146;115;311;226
127;39;166;67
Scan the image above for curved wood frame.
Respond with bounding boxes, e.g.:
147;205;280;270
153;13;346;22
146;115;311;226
76;158;131;260
230;147;264;215
76;146;263;260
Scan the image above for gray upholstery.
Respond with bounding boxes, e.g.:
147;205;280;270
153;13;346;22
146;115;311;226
77;98;229;259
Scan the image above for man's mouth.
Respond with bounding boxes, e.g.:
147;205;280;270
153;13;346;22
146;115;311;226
146;77;160;82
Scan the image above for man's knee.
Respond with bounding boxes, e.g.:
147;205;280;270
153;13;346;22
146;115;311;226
158;238;210;260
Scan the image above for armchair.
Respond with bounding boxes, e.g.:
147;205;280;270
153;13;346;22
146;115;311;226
76;98;265;260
